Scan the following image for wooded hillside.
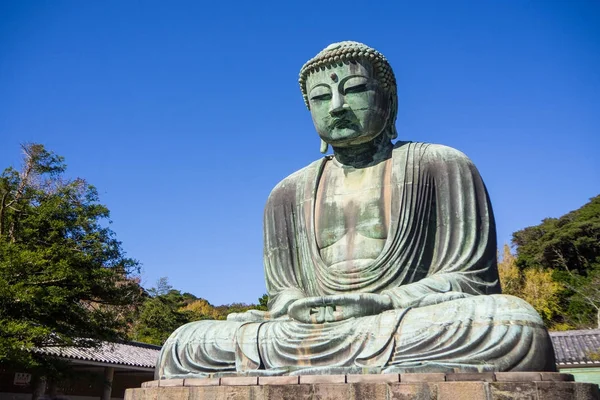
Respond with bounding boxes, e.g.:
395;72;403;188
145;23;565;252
499;195;600;330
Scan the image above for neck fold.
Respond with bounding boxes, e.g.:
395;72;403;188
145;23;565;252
331;133;393;168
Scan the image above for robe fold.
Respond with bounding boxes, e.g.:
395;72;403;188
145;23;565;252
264;142;500;311
155;142;556;379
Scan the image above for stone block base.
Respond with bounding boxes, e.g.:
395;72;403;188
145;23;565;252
125;373;600;399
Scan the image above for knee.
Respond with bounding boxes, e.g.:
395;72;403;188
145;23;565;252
441;294;545;326
163;320;220;344
489;294;544;324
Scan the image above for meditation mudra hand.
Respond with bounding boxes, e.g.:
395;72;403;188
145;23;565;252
156;41;557;379
227;293;394;323
288;294;394;323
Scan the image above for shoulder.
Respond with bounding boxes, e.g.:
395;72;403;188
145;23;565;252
393;141;475;168
266;158;324;206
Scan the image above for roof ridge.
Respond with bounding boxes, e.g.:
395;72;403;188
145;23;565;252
117;340;163;350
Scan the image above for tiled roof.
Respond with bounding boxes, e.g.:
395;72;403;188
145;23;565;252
35;341;161;369
550;329;600;366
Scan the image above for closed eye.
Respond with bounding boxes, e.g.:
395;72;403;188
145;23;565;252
344;84;368;94
311;93;332;101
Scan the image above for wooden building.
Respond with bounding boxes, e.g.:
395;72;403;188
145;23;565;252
0;342;159;400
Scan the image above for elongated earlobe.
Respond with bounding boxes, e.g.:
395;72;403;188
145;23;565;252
320;139;329;154
387;94;398;140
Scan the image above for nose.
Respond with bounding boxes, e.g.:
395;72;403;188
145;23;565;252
329;91;346;116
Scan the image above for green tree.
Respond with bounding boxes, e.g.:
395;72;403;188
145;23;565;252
147;276;173;297
512;195;600;329
130;296;187;345
129;277;197;345
257;293;269;311
0;144;142;371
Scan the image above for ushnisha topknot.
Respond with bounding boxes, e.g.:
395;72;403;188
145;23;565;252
299;41;397;110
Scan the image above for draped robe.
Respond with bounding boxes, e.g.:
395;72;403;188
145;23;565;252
156;142;556;378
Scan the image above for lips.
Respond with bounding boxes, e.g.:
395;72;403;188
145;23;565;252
331;118;352;129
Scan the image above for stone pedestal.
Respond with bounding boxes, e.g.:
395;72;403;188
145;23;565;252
125;373;600;400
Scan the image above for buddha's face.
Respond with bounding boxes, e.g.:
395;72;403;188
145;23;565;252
306;61;391;148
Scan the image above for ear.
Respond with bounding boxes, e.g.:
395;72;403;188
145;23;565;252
388;126;398;140
320;139;329;154
387;94;398;140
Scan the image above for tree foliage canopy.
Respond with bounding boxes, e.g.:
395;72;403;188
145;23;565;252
513;195;600;275
509;195;600;329
129;277;269;345
0;144;143;371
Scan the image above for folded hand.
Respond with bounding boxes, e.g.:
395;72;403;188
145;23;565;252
288;293;393;324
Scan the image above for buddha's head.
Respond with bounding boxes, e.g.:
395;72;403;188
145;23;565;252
299;41;398;153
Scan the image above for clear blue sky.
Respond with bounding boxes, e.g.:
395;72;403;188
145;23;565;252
1;1;598;306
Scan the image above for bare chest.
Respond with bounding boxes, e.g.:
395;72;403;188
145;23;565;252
315;159;392;265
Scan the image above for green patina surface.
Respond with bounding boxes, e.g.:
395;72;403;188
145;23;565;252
155;41;557;378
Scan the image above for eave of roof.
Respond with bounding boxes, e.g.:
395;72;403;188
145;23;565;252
35;341;161;370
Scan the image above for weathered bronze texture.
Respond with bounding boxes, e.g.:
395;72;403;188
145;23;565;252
155;41;556;379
